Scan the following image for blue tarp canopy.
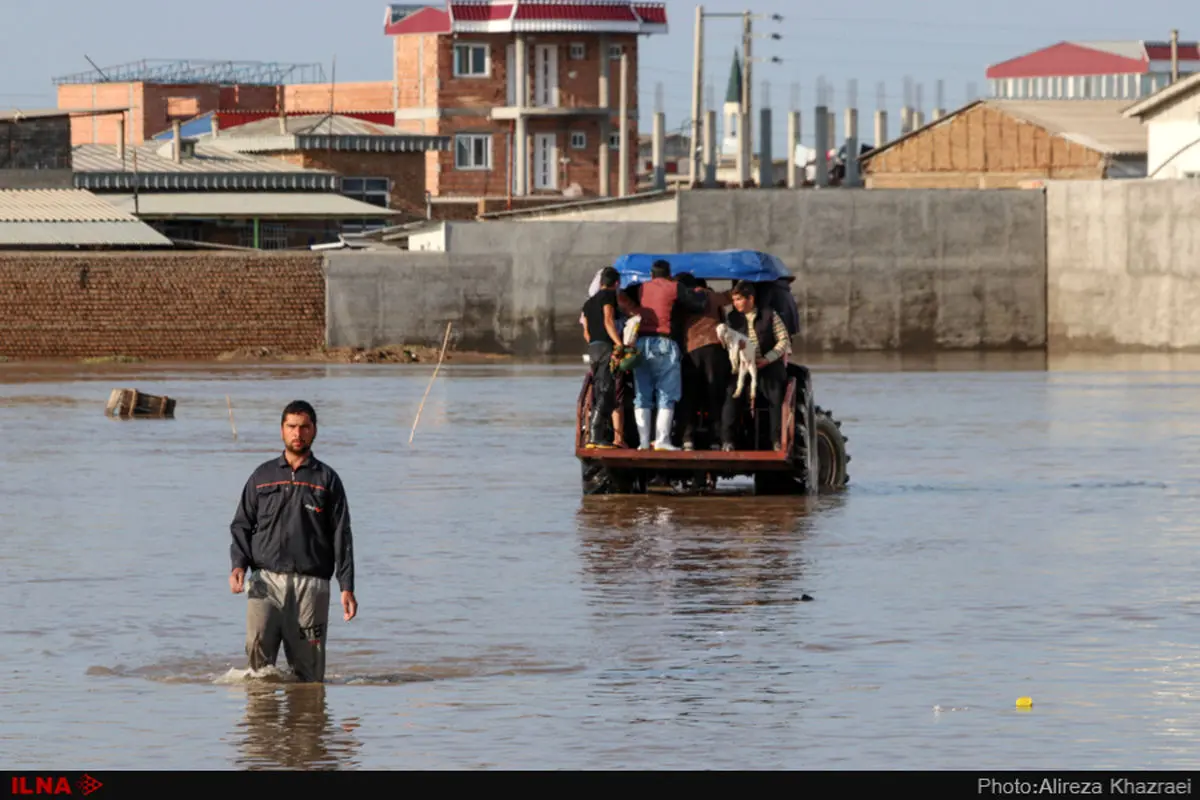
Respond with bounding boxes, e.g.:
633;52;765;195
611;250;792;289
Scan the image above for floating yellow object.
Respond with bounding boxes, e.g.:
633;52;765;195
1016;696;1033;708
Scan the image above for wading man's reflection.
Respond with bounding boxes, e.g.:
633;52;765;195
236;683;361;770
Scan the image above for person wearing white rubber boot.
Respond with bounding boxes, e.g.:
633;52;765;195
629;260;707;451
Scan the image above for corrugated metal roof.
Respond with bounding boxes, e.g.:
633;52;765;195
101;192;406;218
989;100;1148;154
0;107;129;122
215;113;410;138
72;142;332;175
0;189;172;246
0;188;139;222
0;221;171;247
1072;40;1148;60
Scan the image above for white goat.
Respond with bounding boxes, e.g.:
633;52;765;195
716;323;757;410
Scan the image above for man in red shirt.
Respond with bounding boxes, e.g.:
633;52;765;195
631;260;707;450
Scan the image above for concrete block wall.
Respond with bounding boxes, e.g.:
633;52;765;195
0;117;72;170
325;221;677;356
1046;179;1200;351
677;189;1048;351
0;252;324;359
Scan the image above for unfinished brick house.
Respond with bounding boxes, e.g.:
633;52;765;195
52;60;332;147
385;0;668;211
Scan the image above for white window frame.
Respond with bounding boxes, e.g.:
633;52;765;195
608;131;620;149
570;131;587;149
455;133;492;170
608;44;623;61
453;43;490;78
569;42;586;60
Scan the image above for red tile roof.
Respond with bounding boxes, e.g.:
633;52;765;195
987;42;1148;79
632;4;666;24
450;2;513;21
1145;43;1200;60
513;2;636;22
385;6;452;35
388;1;668;35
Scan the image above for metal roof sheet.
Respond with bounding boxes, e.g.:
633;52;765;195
0;221;172;247
212;113;410;138
1071;40;1149;60
0;189;171;246
0;107;129;122
72;142;332;175
100;192;406;218
989;99;1149;154
0;188;139;222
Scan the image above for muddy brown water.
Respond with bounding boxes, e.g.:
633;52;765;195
3;352;1200;769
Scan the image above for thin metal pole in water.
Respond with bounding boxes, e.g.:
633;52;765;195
410;321;454;445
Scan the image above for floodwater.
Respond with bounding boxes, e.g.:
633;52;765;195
3;351;1200;769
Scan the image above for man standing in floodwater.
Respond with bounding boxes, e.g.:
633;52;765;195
229;400;357;683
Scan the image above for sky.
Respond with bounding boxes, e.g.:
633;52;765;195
0;0;1192;152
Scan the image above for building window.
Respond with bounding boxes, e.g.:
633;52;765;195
342;219;389;234
570;42;585;60
453;44;489;77
570;131;587;149
239;222;288;250
608;44;623;60
455;133;492;169
608;131;621;149
341;177;390;208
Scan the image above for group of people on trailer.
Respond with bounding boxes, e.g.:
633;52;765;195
581;256;801;453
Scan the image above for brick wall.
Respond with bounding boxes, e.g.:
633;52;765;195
295;150;428;216
59;82;282;145
0;117;72;170
863;103;1107;188
0;252;324;359
284;82;395;113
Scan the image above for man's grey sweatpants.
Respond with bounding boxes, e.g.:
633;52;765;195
245;569;331;683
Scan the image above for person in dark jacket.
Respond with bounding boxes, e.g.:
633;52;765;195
720;281;792;451
229;400;357;683
581;266;625;448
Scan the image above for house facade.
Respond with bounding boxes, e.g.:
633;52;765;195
1123;72;1200;179
385;0;667;205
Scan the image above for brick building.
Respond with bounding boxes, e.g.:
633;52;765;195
52;59;330;146
71;132;411;248
859;99;1148;188
385;0;668;209
184;112;449;221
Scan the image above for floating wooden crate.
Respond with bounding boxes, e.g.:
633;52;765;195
106;388;175;419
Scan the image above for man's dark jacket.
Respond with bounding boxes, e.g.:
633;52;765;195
230;453;355;592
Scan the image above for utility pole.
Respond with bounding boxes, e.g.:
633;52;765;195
741;11;752;186
1171;28;1180;83
694;7;781;187
690;5;704;188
